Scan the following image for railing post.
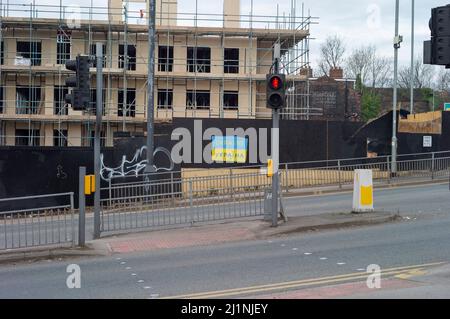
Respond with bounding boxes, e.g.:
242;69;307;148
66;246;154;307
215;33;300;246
338;160;342;189
108;178;112;208
284;163;289;193
171;172;175;204
387;156;391;183
189;180;193;208
229;168;234;198
431;152;435;180
70;192;75;248
78;167;86;247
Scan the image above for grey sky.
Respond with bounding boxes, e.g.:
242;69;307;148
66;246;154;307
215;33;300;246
4;0;447;71
177;0;445;70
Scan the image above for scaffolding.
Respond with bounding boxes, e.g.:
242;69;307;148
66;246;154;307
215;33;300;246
0;0;317;147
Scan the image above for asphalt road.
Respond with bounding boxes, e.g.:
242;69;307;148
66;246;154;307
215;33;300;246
286;182;450;217
0;183;450;298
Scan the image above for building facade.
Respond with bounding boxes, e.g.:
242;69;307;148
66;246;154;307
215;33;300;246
0;0;312;147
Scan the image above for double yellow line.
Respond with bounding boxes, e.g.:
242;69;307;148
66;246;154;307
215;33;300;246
162;262;444;299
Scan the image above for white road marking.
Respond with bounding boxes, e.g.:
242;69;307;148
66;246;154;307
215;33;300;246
120;261;126;265
137;280;144;283
125;267;132;270
131;273;137;276
337;262;346;265
143;286;152;289
304;253;312;255
320;257;328;260
292;248;298;251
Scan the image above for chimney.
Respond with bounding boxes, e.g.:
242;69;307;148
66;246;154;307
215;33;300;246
300;67;313;78
329;67;344;79
110;1;178;26
108;0;123;23
155;0;178;26
224;0;240;28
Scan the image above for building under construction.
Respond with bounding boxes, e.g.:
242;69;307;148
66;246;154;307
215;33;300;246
0;0;316;147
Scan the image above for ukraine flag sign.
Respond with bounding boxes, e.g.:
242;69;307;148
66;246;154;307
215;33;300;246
211;136;248;163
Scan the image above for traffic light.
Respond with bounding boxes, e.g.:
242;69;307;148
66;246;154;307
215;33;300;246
266;74;286;109
65;55;91;111
424;5;450;67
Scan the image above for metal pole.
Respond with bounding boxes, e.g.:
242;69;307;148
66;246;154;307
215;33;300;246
433;90;435;111
392;0;400;175
145;0;156;174
410;0;415;114
78;167;86;247
94;42;103;240
272;43;281;227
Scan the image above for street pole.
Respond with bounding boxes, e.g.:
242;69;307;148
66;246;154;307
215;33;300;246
271;42;281;227
410;0;415;115
78;166;86;247
94;42;103;239
392;0;400;176
145;0;156;174
433;90;435;111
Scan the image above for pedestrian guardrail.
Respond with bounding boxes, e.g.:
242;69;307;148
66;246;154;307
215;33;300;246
2;151;448;245
100;171;270;234
0;193;75;251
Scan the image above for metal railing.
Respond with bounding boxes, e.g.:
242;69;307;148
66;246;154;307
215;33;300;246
100;171;270;234
2;151;447;244
0;192;75;251
99;151;450;234
281;151;450;191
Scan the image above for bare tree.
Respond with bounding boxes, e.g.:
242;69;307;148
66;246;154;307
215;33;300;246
317;35;346;77
345;45;375;85
398;56;434;89
369;56;392;88
345;45;392;89
435;68;450;93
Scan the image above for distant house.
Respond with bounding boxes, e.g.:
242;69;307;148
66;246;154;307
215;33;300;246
293;68;362;122
373;88;439;114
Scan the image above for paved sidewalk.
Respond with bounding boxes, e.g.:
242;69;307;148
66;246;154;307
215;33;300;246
89;211;399;255
0;210;400;265
104;223;258;253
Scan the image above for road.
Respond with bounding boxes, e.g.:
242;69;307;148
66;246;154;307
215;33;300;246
287;182;450;217
0;182;450;298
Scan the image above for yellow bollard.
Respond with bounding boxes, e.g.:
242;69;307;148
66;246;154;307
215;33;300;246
267;159;274;178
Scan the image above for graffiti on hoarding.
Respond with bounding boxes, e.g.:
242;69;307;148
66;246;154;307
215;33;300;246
100;146;174;181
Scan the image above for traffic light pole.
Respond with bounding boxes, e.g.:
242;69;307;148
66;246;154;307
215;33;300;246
93;43;103;239
410;0;415;115
392;0;399;176
145;0;156;174
271;43;281;227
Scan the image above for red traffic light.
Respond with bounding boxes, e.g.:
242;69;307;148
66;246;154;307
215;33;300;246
269;76;282;90
266;73;286;109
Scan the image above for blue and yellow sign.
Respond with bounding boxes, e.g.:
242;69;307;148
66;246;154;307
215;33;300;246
211;136;248;163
